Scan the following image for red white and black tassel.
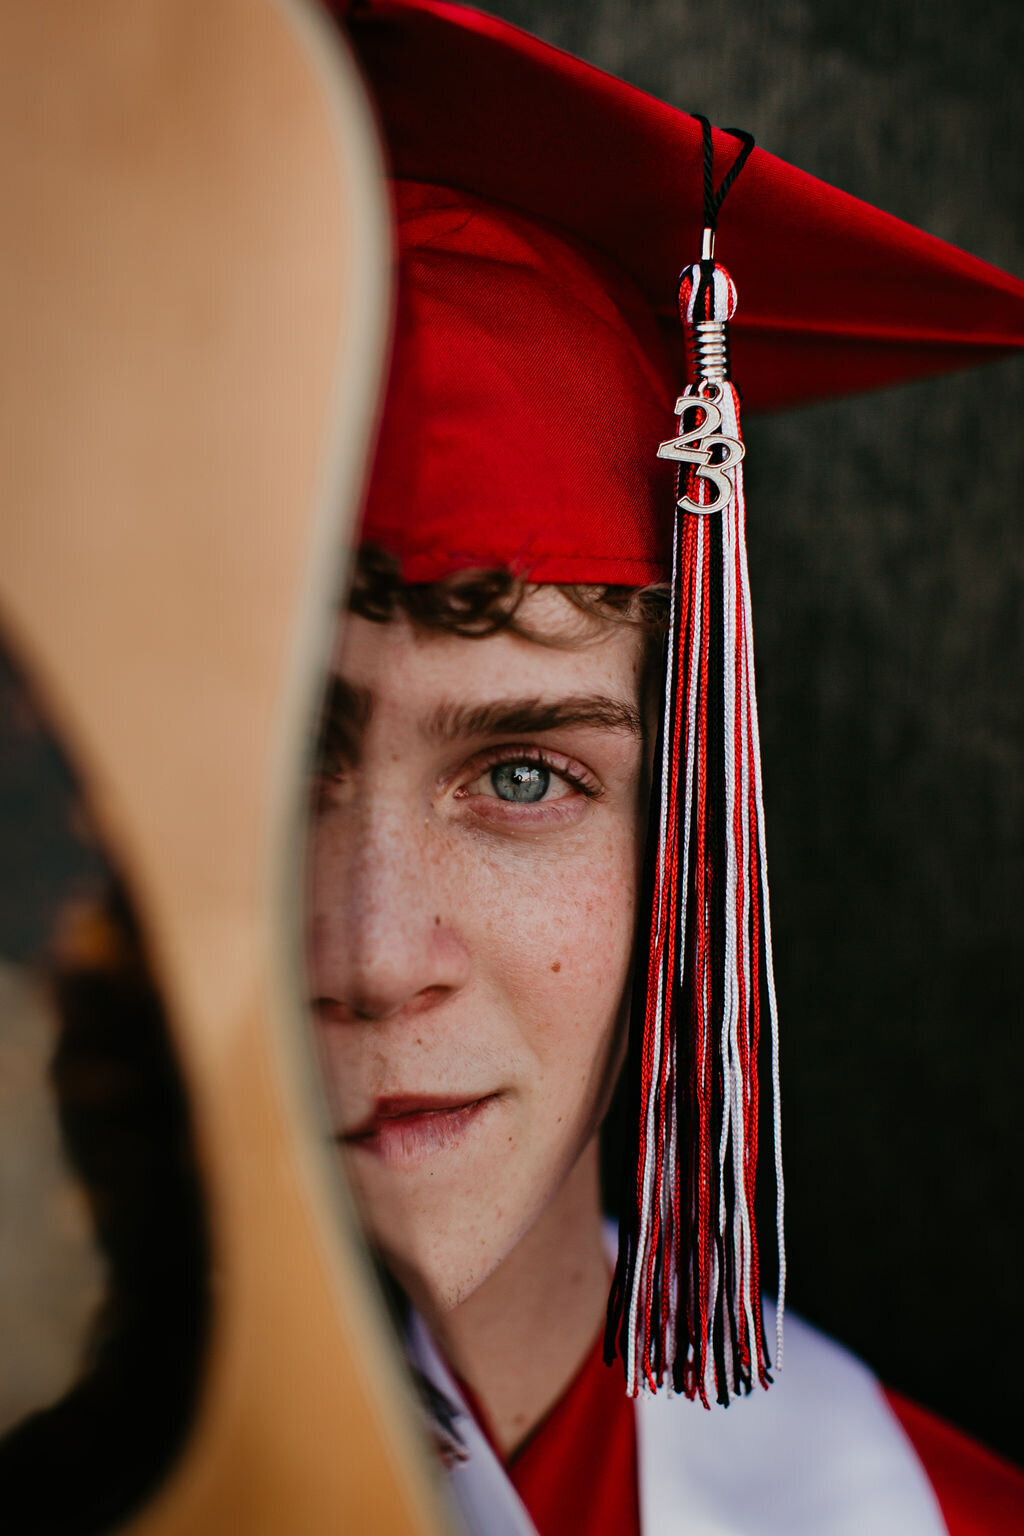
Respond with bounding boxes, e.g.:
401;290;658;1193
607;122;785;1406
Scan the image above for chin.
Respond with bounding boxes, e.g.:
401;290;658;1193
363;1198;516;1316
346;1150;553;1320
382;1233;501;1315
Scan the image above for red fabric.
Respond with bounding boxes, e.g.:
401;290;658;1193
333;0;1024;584
885;1390;1024;1535
340;0;1024;414
362;181;675;583
506;1331;640;1536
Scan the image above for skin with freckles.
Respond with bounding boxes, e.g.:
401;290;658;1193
307;588;650;1451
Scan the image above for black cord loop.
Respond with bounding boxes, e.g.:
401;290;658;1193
691;114;755;230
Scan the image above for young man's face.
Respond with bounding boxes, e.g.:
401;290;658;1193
307;588;649;1313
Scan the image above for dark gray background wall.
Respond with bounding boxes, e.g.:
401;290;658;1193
485;0;1024;1462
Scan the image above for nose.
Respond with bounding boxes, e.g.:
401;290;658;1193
308;802;471;1024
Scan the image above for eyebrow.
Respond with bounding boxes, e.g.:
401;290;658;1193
423;694;644;742
315;679;645;771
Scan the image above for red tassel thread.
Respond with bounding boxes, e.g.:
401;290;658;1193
607;250;785;1405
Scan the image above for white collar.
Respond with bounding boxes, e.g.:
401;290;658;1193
406;1311;540;1536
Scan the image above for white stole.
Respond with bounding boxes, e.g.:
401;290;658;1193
634;1306;949;1536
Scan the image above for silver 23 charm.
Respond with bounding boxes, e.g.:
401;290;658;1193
656;385;745;515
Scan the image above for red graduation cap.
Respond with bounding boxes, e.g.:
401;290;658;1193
341;0;1024;411
339;0;1024;587
333;0;1024;1406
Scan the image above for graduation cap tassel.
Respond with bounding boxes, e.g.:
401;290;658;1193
607;120;785;1405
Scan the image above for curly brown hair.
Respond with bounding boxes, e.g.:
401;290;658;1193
348;546;670;646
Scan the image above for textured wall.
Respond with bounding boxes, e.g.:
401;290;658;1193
487;0;1024;1461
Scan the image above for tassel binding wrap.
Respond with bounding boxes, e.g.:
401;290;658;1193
606;256;786;1405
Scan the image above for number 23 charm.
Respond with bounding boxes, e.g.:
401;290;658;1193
656;387;745;515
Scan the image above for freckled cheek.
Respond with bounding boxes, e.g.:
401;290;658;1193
464;828;638;1054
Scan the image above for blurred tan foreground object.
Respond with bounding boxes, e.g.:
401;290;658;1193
0;1;450;1532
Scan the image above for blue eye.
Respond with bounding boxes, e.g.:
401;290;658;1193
491;762;550;803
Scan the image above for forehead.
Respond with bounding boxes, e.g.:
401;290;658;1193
332;589;648;716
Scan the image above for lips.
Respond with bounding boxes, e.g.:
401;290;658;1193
341;1093;498;1165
